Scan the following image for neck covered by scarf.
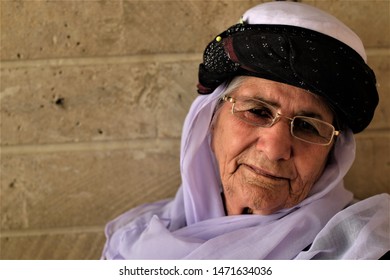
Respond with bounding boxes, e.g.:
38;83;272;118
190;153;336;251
101;85;389;259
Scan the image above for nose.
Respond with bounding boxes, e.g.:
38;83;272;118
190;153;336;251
255;119;293;161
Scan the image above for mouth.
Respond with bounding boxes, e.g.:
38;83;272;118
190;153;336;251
242;164;289;181
223;163;292;216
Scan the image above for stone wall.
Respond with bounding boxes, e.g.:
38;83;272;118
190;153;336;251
1;0;389;259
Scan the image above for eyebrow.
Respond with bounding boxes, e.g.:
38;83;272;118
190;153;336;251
248;95;326;120
297;110;324;120
250;95;280;107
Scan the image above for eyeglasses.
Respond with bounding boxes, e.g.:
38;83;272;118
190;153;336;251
222;95;340;146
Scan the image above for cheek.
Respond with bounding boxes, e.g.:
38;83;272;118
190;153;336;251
212;126;233;176
286;147;331;206
211;112;252;173
299;148;329;181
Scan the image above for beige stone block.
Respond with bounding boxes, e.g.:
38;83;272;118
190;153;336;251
1;145;180;231
1;61;198;145
366;54;390;130
1;0;260;60
309;0;390;48
345;135;390;199
2;0;387;61
0;231;105;260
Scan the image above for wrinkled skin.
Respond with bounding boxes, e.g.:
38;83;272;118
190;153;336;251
211;77;335;215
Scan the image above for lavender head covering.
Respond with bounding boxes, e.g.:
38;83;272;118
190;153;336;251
102;2;389;259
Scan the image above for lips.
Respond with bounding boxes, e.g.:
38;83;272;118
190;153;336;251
242;164;289;181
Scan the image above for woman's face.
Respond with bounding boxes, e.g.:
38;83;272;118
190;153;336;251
211;77;335;215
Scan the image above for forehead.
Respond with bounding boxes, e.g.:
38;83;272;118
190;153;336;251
230;77;334;117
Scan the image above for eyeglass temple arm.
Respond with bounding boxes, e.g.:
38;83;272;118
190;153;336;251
222;96;236;114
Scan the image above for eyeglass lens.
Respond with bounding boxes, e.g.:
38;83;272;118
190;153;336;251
230;97;335;145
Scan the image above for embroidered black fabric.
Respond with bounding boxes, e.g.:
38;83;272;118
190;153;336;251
198;24;379;133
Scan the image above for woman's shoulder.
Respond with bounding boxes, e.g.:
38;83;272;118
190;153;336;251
297;193;390;259
346;193;389;213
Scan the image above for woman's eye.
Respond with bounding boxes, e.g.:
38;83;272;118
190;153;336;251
248;107;273;119
296;119;320;134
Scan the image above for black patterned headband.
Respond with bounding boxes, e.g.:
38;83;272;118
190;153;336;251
198;23;379;133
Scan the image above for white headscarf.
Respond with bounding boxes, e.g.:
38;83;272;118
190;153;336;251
101;2;389;260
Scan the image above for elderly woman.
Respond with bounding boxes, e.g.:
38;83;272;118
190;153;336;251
102;2;389;259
